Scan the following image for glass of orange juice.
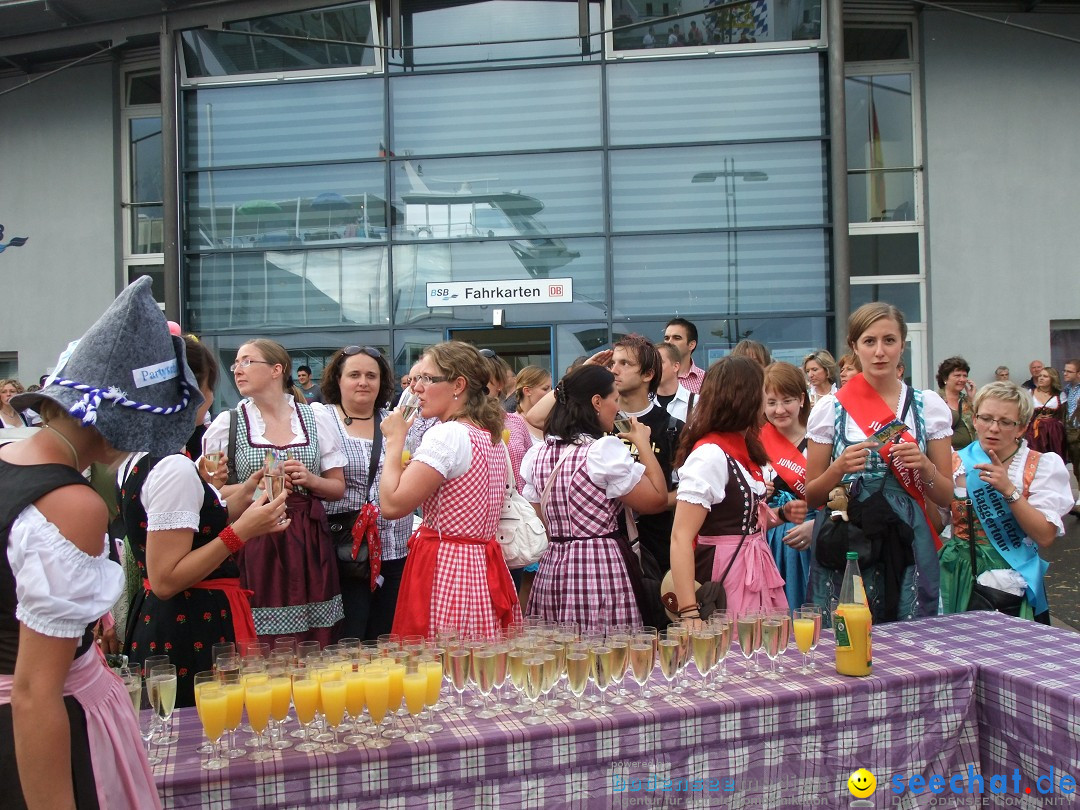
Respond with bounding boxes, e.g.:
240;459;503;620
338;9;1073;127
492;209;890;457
403;663;430;742
197;685;229;770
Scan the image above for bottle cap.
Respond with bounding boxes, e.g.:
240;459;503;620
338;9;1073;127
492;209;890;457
846;551;858;560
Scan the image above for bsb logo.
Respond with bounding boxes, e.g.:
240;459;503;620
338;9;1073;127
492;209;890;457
0;224;29;254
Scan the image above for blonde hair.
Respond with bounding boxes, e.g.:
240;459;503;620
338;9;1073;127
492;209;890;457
424;341;505;442
514;366;551;412
973;381;1033;427
803;349;839;385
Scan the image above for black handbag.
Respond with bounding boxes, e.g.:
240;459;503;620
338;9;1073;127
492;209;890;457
963;501;1024;616
328;414;381;582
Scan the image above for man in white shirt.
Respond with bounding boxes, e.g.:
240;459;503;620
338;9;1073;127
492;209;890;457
663;317;705;393
655;342;694;423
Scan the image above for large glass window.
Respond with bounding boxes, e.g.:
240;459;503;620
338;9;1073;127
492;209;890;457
185;80;384;168
390;66;602;155
391;0;602;70
845;73;915;222
611;230;828;318
187;245;390;331
607;54;824;145
130;117;164;254
186;163;387;249
612;1;824;52
392;238;606;325
850;232;919;277
181;2;378;80
609;141;826;233
390;152;604;240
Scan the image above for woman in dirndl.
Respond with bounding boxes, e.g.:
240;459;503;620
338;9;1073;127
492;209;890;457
203;339;346;646
520;365;668;633
761;362;814;610
123;335;288;707
379;341;521;640
804;303;954;624
670;357;805;629
1;277;175;809
938;381;1073;623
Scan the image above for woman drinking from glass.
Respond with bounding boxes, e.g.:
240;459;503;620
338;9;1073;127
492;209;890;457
204;339;346;645
520;364;668;632
938;381;1072;622
804;303;954;623
761;362;813;610
379;341;521;639
316;346;415;640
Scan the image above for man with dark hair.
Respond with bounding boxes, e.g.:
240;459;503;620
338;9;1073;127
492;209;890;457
296;364;324;403
612;334;682;573
663;317;704;393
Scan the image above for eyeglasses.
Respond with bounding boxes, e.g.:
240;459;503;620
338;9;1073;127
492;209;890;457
230;359;275;372
478;349;497;359
343;345;382;360
975;413;1022;429
413;374;450;386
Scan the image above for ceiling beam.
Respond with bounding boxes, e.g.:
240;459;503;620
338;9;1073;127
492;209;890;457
44;0;84;26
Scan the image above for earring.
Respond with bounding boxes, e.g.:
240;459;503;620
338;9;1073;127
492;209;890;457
454;394;459;400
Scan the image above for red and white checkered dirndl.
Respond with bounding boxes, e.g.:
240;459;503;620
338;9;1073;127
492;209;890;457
424;423;519;639
525;440;641;633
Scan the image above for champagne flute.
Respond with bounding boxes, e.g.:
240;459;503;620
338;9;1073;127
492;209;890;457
291;668;322;753
690;628;717;691
197;685;228;770
319;672;349;754
736;611;762;676
138;679;163;766
507;648;532;714
800;603;823;670
245;681;275;761
667;623;690;694
472;648;498;720
203;451;224;475
793;609;816;674
150;664;178;746
708;611;733;683
628;636;655;708
759;616;782;679
399;390;421;420
565;647;592;720
402;664;430;742
142;654;169;742
657;633;682;701
418;657;444;733
193;671;218;754
606;634;630;705
613;413;632;435
382;661;407;739
220;671;247;758
775;609;792;673
362;663;392;750
268;669;294;749
521;653;553;726
590;644;615;716
212;643;236;671
447;649;471;716
342;670;367;744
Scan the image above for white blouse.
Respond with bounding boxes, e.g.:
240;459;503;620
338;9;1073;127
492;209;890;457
952;442;1074;537
520;435;644;503
676;444;767;510
7;506;124;639
120;453;224;532
806;384;953;446
203;394;346;472
412;421;476;480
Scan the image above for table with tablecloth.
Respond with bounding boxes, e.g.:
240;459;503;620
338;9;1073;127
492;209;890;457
151;632;979;810
876;612;1080;806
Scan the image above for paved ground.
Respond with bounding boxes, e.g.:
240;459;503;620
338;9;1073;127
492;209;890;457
1043;505;1080;631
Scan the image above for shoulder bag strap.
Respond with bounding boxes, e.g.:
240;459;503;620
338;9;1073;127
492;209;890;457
225;408;239;485
539;443;576;512
965;499;980;588
362;413;383;506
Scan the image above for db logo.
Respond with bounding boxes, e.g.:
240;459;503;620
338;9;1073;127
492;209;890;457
548;284;563;296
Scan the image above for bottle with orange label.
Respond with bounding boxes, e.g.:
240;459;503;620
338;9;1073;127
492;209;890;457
833;551;872;677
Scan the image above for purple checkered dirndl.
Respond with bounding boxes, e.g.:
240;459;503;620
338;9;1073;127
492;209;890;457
525;441;641;632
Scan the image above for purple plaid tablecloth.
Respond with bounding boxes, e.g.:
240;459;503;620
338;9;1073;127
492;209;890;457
153;635;978;810
876;613;1080;808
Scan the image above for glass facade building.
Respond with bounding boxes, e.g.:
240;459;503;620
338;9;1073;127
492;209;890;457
177;1;830;391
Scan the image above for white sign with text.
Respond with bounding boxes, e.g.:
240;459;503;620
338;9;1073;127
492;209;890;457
427;278;573;307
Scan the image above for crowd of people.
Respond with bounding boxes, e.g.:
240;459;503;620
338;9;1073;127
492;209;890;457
1;281;1078;807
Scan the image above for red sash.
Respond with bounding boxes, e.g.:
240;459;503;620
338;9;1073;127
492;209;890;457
835;374;943;550
144;577;256;648
351;502;382;593
693;431;765;483
760;423;807;498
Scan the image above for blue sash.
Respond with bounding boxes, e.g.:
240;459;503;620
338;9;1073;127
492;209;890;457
959;442;1048;614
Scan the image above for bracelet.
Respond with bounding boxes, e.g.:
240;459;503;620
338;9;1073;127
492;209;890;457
777;504;786;521
679;611;702;620
676;603;701;616
219;526;244;555
924;472;936;489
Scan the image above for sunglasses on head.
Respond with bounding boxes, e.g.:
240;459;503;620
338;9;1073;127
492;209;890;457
342;346;382;359
478;348;497;359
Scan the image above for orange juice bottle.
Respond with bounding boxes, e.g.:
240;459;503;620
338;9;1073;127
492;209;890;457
834;551;872;677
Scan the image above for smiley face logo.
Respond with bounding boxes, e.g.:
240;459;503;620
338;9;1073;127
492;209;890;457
847;768;876;798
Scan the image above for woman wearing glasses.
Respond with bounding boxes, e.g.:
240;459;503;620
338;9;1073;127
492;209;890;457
203;339;347;645
379;341;521;639
316;346;415;640
938;382;1072;622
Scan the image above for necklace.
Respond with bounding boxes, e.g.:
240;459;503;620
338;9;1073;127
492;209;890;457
44;424;80;470
339;404;373;426
998;444;1021;468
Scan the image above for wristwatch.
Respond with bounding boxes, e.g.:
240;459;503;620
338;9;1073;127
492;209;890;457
1005;488;1022;503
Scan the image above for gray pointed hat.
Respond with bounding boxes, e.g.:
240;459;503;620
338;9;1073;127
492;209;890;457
12;276;203;456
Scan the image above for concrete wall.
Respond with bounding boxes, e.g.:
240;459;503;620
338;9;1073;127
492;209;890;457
922;12;1080;386
0;60;119;382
